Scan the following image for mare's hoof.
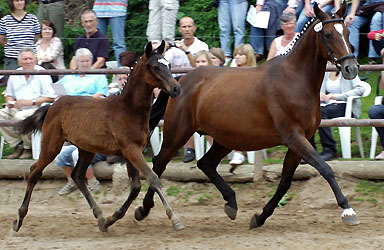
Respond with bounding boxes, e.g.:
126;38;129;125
249;215;261;229
98;217;108;232
173;221;185;231
134;207;145;221
341;208;359;226
12;218;22;232
224;204;237;220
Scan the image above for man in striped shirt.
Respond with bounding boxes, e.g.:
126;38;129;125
93;0;127;65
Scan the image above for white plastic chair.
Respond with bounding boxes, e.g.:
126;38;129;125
369;96;383;159
150;126;163;156
106;61;118;69
332;81;371;159
0;131;41;160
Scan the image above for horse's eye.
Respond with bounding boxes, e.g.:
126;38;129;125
325;32;332;39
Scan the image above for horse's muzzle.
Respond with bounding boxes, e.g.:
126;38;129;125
169;85;181;98
340;59;359;80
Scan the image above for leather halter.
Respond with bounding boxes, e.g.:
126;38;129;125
316;18;355;69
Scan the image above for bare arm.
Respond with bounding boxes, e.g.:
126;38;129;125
345;0;360;26
267;40;277;61
69;56;77;69
92;57;106;69
0;34;6;46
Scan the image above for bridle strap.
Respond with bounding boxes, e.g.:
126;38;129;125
317;18;355;68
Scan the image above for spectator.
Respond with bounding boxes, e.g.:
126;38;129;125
216;0;248;64
0;47;56;159
164;16;209;162
109;66;129;95
195;50;213;67
0;0;41;70
164;16;209;78
367;28;384;57
310;68;365;161
369;78;384;159
209;47;226;66
295;0;334;32
336;0;384;60
282;0;304;17
35;20;65;82
37;0;65;38
69;10;110;69
56;48;108;195
147;0;179;42
229;44;256;166
93;0;127;65
249;0;282;62
267;12;299;60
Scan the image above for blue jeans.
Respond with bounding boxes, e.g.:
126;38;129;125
369;104;384;149
97;16;127;64
218;0;248;57
56;145;106;168
295;3;334;32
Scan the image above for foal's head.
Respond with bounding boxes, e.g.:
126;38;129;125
314;1;358;80
142;41;181;97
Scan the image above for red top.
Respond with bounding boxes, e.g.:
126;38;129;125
367;29;384;40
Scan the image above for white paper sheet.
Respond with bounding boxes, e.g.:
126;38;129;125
246;5;270;29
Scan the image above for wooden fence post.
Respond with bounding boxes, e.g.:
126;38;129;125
253;150;263;186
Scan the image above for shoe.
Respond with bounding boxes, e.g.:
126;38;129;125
229;152;245;166
6;144;24;159
375;151;384;160
19;149;32;159
183;148;195;163
87;180;101;192
58;181;77;195
320;152;338;161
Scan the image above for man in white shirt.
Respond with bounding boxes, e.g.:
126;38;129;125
164;16;209;78
0;47;56;159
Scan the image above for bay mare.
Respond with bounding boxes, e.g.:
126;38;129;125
136;3;360;229
13;41;185;232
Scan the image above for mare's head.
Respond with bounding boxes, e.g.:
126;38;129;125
142;41;181;97
314;1;358;80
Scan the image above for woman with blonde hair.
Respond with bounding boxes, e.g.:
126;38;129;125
230;43;256;165
232;43;257;67
209;47;225;66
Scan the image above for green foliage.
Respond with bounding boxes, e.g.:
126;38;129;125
125;0;149;55
355;179;384;206
166;185;181;196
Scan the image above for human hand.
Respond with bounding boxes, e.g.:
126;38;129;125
255;4;262;12
375;33;384;41
283;6;296;14
14;99;31;109
345;15;355;26
175;40;188;52
304;6;314;17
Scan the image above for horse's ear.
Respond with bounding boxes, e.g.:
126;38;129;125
158;40;166;54
145;42;153;57
335;1;348;18
314;3;327;21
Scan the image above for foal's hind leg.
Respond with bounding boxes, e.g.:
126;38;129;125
102;161;141;230
125;147;184;231
250;149;300;229
13;136;64;232
72;149;107;232
196;142;237;219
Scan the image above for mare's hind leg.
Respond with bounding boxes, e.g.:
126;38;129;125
13;135;65;232
124;146;184;231
250;149;300;229
72;149;108;232
196;142;237;219
103;161;141;230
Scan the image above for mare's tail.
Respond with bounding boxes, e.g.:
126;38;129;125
17;105;50;135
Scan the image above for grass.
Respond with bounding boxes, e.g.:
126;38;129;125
355;179;384;208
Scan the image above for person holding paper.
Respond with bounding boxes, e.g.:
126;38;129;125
267;12;299;60
249;0;283;62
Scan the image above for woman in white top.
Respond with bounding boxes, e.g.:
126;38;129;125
267;12;299;61
35;20;65;71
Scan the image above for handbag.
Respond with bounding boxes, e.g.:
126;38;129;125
356;2;384;18
40;61;59;82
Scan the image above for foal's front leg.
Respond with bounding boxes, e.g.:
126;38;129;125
73;149;107;232
102;161;141;230
124;147;184;231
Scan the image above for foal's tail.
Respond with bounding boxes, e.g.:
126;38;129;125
17;105;50;135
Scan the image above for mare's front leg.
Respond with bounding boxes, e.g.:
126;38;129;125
250;148;300;228
196;142;236;219
103;161;141;230
13;136;64;232
124;146;184;231
72;149;107;232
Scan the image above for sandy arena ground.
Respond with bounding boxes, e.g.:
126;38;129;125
1;173;384;250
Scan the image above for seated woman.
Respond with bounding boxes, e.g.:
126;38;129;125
55;48;108;195
35;20;65;82
369;77;384;160
311;68;366;161
209;47;226;66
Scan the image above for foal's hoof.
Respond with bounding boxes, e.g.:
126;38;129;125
249;214;261;229
341;208;360;226
173;221;185;231
224;204;237;220
98;217;108;232
12;218;22;232
134;207;145;221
